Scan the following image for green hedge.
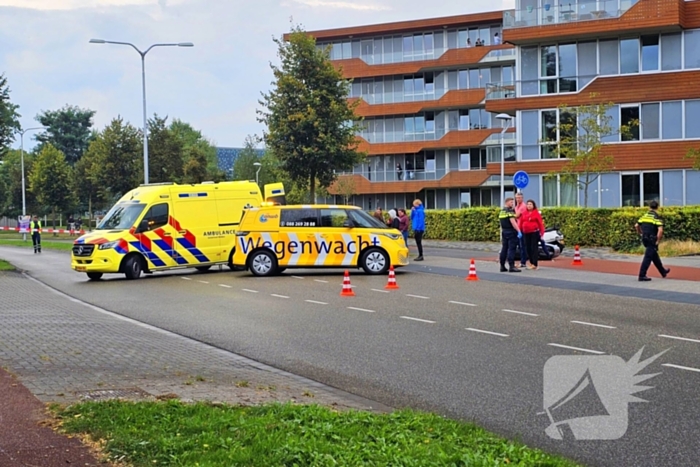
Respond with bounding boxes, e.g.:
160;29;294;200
414;206;700;250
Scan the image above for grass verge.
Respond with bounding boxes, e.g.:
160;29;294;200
617;239;700;257
52;401;580;467
0;259;15;271
0;239;74;251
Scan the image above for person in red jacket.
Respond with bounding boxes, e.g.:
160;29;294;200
519;200;545;270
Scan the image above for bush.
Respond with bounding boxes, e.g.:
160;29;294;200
418;206;700;250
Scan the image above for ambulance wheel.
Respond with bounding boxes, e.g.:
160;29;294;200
195;265;211;272
249;250;277;277
87;272;103;281
123;256;143;280
360;248;389;275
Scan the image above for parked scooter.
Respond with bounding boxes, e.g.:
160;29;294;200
514;226;565;261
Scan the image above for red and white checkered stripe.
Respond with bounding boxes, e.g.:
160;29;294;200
0;226;87;234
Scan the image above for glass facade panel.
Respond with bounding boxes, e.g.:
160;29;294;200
459;151;469;170
620;38;639;74
621;106;640;141
662;101;682;139
541;45;557;77
599;39;619;75
661;33;682;71
686;100;700;138
641;103;659;139
685;30;700;69
521;47;539;95
542;177;557;207
622;174;640;207
577;41;597;88
643;172;660;206
641;35;659;71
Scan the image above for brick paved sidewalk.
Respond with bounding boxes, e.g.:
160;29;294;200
0;270;389;464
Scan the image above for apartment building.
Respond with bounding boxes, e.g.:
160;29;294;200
307;0;700;210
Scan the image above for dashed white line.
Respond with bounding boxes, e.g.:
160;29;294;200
662;363;700;373
218;284;232;288
181;277;192;281
502;309;538;317
406;294;430;299
371;288;390;293
465;327;509;337
548;343;605;355
242;289;258;293
197;280;209;284
348;306;375;313
449;301;477;307
658;334;700;344
271;294;289;299
305;300;328;305
571;320;616;329
400;316;435;324
291;276;304;280
314;280;329;283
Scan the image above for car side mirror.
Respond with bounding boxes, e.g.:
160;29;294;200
343;219;354;228
137;219;150;233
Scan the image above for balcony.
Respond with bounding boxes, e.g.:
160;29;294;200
503;0;639;29
485;81;517;100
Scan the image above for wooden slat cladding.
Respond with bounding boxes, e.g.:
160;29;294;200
301;11;505;42
355;128;501;156
682;0;700;27
352;89;486;118
486;141;697;176
485;70;700;114
503;0;683;44
328;172;491;195
334;46;514;80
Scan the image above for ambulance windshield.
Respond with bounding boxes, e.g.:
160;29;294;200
348;209;390;229
97;203;146;230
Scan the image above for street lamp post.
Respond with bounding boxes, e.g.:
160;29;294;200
253;162;262;186
89;39;193;185
496;113;513;204
17;126;47;239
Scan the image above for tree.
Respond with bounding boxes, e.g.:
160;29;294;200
181;145;210;184
257;24;366;202
72;149;103;225
232;135;264;181
148;114;184;183
35;104;96;165
544;93;637;207
685;147;700;170
0;149;38;217
333;175;356;205
84;117;143;201
28;144;75;232
0;73;21;160
170;118;224;181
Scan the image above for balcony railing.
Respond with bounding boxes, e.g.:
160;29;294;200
485;74;601;99
503;0;639;29
485;81;517;100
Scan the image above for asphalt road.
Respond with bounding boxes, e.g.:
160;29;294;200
2;246;699;467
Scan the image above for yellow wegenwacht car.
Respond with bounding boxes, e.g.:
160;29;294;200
232;204;410;276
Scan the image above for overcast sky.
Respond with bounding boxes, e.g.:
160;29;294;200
1;0;512;151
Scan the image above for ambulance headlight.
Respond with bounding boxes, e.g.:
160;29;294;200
98;241;119;250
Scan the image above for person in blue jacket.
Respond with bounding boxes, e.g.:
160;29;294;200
410;199;425;261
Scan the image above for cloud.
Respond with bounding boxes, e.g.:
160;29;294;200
289;0;390;11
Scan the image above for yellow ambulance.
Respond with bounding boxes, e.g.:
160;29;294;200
71;181;285;280
231;204;410;276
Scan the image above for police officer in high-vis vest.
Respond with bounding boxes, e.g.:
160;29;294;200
635;200;670;282
499;197;522;273
31;215;42;254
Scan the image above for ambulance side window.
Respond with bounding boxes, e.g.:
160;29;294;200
280;209;318;227
143;203;169;230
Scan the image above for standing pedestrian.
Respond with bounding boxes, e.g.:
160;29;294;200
387;209;400;229
520;200;545;270
411;199;425;261
499;197;522;272
397;208;409;247
31;215;42;254
635;200;670;282
373;207;384;223
514;192;528;268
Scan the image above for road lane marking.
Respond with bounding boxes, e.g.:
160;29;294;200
197;280;209;284
406;294;430;299
449;301;477;307
348;307;375;313
401;316;435;324
571;320;616;329
181;277;192;281
242;289;258;293
218;284;232;288
465;327;508;337
662;363;700;373
658;334;700;344
291;276;304;280
548;343;605;355
371;288;390;293
314;280;329;283
503;309;538;317
305;300;328;305
271;294;289;299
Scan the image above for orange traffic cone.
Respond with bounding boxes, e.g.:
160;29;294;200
466;258;479;281
385;265;400;289
571;245;583;266
340;270;355;296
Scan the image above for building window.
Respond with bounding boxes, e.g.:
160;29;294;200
641;35;659;71
459;151;469;170
641;103;660;140
540;109;576;159
459;189;471;208
621;172;660;207
539;44;577;95
621;105;640;141
542;176;578;207
620;38;640;74
425;151;436;173
470;148;487;170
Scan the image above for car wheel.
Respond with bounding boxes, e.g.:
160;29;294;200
360;248;389;275
124;256;143;280
195;265;211;272
87;272;103;281
249;250;277;277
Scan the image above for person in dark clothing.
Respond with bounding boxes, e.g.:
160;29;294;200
498;198;522;272
635;200;670;281
30;215;42;254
